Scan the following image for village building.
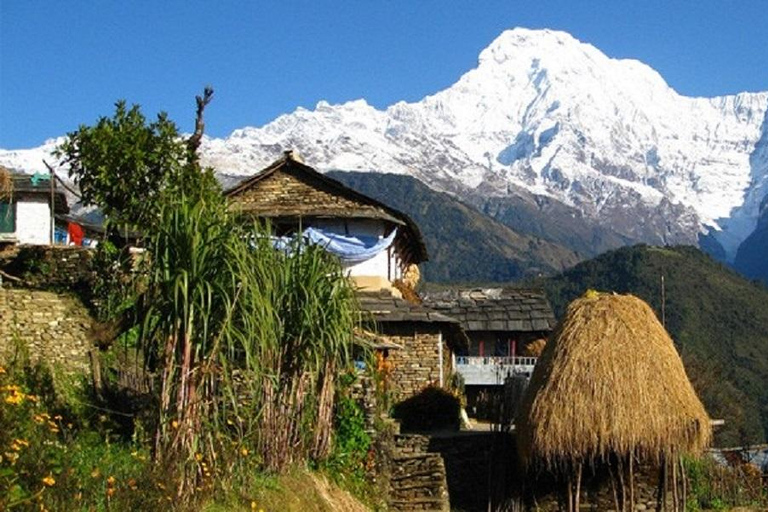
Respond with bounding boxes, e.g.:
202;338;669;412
225;151;467;401
0;171;68;246
424;288;555;385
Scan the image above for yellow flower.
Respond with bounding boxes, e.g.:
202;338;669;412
91;468;101;478
42;475;56;487
171;420;179;429
107;475;116;486
106;487;115;497
240;447;249;457
15;439;29;447
194;453;203;462
4;391;23;405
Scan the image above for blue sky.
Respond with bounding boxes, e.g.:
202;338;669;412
1;0;767;148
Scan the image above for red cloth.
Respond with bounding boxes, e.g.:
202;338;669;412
68;222;84;246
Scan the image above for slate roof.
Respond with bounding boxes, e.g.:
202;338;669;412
357;290;468;351
358;291;461;325
423;288;556;333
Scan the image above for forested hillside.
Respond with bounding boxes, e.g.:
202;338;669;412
328;171;581;282
536;245;768;446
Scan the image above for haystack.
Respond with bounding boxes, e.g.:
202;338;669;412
517;292;711;470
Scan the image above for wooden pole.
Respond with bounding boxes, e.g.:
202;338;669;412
656;454;667;512
672;454;679;512
610;464;622;512
617;457;626;512
48;162;55;245
574;461;583;511
661;274;666;328
679;456;687;512
629;455;635;512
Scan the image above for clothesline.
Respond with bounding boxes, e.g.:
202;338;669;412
272;227;397;263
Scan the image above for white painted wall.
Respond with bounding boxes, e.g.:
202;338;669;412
310;218;401;280
16;198;51;245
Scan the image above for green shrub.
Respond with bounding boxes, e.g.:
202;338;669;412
684;455;767;511
0;359;162;511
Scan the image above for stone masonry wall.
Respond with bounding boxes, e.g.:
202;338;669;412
390;434;450;512
0;288;94;374
383;325;450;401
0;245;95;292
527;462;675;512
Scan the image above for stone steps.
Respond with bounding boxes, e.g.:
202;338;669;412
388;434;450;512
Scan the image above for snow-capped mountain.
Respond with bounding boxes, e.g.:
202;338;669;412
3;28;768;262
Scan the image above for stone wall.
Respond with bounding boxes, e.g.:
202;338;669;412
0;287;94;374
389;434;450;512
382;324;451;401
0;245;95;293
228;166;391;219
525;461;675;512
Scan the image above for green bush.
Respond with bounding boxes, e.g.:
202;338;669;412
0;359;163;511
684;455;767;511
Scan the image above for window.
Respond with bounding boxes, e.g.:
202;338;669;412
0;201;14;233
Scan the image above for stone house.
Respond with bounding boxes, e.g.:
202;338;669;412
225;151;467;401
0;171;68;245
424;288;555;411
356;291;467;401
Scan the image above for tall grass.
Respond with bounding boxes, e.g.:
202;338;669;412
133;192;359;497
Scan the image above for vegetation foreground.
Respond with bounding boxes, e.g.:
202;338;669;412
1;94;766;511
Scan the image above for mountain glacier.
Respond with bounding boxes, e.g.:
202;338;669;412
3;28;767;260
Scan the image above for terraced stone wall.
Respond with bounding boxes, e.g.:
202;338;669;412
0;288;93;374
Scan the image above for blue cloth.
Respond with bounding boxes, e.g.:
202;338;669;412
303;227;397;263
54;226;68;244
270;227;397;263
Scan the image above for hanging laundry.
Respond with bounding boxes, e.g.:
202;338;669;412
68;222;84;246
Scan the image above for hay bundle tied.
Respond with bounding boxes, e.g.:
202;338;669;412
517;291;711;470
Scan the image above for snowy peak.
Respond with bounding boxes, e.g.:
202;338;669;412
2;28;768;263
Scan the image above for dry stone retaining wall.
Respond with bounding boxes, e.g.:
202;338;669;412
389;434;450;512
0;245;94;289
0;288;93;373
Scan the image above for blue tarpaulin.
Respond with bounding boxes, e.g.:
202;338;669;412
272;227;397;263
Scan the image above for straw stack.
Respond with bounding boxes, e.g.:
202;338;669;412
517;291;711;470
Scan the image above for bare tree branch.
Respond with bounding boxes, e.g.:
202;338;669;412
187;86;214;163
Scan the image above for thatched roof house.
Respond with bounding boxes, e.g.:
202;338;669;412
517;292;711;470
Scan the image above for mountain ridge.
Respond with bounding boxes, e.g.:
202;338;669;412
2;27;767;273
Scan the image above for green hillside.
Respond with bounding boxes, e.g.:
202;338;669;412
536;245;768;446
735;198;768;286
327;171;581;282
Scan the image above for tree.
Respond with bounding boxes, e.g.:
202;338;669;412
57;102;185;227
56;87;218;228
